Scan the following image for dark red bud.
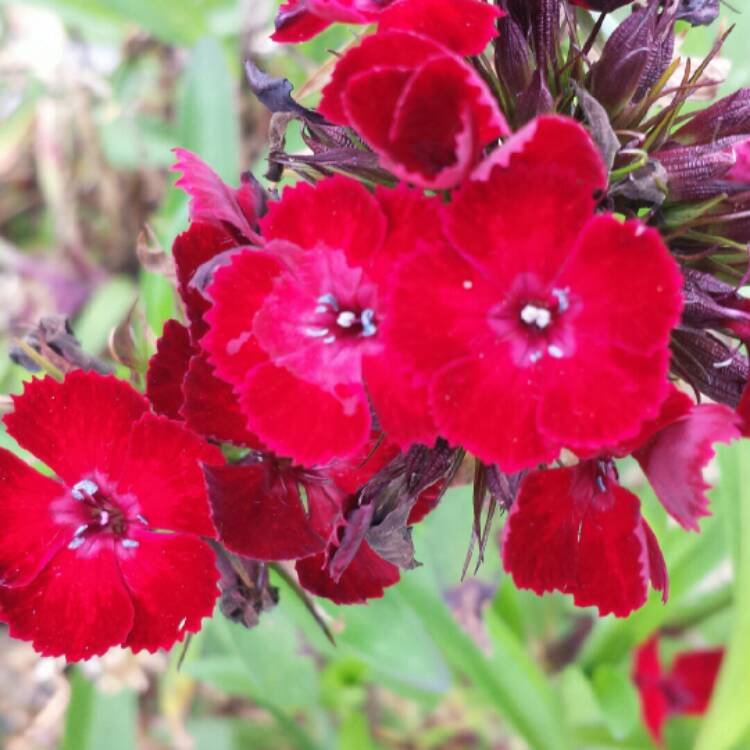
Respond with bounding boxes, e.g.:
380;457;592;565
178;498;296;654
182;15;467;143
494;14;534;97
672;89;750;146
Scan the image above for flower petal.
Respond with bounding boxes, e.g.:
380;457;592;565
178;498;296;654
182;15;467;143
115;413;223;537
0;542;134;661
146;319;194;420
4;371;148;485
0;449;71;587
203;462;327;560
118;528;219;653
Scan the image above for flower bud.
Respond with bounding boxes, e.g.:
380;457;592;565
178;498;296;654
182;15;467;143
515;69;555;126
590;1;676;117
494;14;534;97
672;89;750;145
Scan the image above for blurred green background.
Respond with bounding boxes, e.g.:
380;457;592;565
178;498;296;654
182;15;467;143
2;1;750;748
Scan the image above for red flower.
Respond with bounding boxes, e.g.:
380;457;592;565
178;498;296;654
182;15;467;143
502;386;738;616
202;175;443;465
319;31;508;189
385;115;684;471
0;371;223;660
502;460;667;617
203;437;403;604
272;0;501;56
633;637;723;745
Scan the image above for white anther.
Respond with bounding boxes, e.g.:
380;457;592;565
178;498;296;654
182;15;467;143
304;327;330;338
121;539;139;549
72;479;98;500
336;311;357;328
323;335;336;344
317;293;339;311
552;288;570;313
520;304;552;329
360;309;377;337
68;537;86;550
99;511;110;526
462;280;473;290
529;350;543;364
547;344;564;359
74;524;88;537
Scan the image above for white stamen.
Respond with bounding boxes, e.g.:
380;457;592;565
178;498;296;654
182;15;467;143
336;311;357;328
547;344;564;359
72;479;98;500
323;335;336;344
74;524;88;537
68;537;86;550
552;288;570;313
304;327;330;338
136;514;149;525
520;304;551;329
122;539;139;549
529;350;543;364
317;293;339;311
462;280;473;290
360;309;377;337
99;510;110;526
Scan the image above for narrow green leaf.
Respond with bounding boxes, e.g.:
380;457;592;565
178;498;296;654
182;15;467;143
177;37;240;183
61;670;95;750
396;572;573;750
694;442;750;750
592;665;639;740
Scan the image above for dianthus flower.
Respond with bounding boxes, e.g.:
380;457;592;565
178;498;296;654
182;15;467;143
0;371;222;660
272;0;501;55
202;174;444;465
319;30;508;189
502;386;739;616
384;115;685;471
633;636;723;745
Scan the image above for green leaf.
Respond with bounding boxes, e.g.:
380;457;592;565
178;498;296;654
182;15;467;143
694;442;750;750
396;570;573;750
592;665;639;740
177;37;240;183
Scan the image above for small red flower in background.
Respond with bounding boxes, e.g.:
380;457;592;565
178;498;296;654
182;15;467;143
0;371;222;661
319;30;508;189
633;636;723;745
202;174;444;465
502;386;739;616
385;115;684;471
272;0;501;56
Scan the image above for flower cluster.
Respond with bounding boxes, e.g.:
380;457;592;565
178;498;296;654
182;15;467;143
1;0;749;660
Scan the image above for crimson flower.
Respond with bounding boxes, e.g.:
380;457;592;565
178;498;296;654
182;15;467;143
502;386;739;616
633;637;723;745
202;174;444;465
319;30;508;189
385;115;684;471
203;437;411;604
0;371;223;661
272;0;501;55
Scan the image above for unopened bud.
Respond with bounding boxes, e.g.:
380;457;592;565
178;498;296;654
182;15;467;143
673;89;750;145
494;14;534;97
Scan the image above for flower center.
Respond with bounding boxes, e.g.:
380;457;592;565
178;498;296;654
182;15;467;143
520;303;552;330
305;293;378;344
67;479;145;551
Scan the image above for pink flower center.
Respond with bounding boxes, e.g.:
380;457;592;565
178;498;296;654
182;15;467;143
63;478;145;552
488;276;578;367
305;293;378;344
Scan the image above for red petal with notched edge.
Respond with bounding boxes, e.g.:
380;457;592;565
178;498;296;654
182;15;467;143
146;320;194;420
259;176;386;270
634;402;740;531
670;649;723;714
364;354;439;450
0;543;134;661
115;413;223;538
343;50;506;188
172;148;261;243
320;31;440;125
378;0;501;55
642;520;669;603
296;541;400;604
203;248;284;385
633;638;669;745
4;372;148;485
502;465;650;617
204;462;326;560
432;356;558;472
272;0;332;42
182;353;263;447
0;449;72;587
559;216;683;357
173;222;239;340
239;362;371;466
118;528;219;653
